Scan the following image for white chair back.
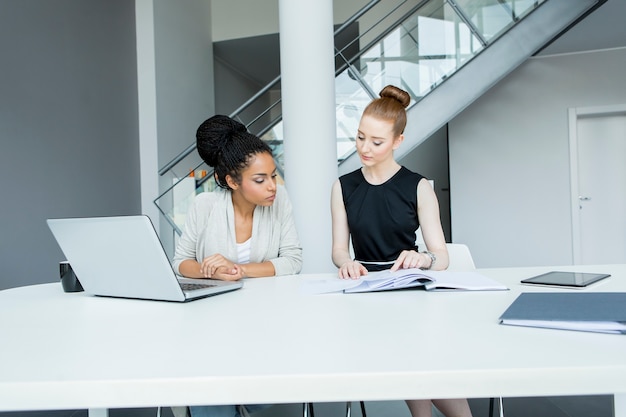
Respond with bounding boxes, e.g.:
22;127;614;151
446;243;476;271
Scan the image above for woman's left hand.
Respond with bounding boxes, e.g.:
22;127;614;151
390;250;431;271
211;264;245;281
200;254;244;281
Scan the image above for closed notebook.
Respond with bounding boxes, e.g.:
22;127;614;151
499;292;626;334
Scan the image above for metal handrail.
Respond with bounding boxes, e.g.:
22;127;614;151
447;0;487;46
333;0;380;36
339;0;441;72
157;74;282;176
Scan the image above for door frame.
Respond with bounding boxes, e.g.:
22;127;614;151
568;103;626;264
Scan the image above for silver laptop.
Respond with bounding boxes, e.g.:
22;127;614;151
47;215;243;302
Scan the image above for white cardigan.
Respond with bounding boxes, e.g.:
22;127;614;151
172;184;303;276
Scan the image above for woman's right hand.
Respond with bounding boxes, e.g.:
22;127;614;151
200;254;239;280
338;260;368;280
210;264;245;281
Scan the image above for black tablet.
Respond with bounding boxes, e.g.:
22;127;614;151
520;271;611;288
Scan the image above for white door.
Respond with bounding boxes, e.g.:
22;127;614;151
570;105;626;264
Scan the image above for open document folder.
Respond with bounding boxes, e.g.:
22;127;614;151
302;268;508;295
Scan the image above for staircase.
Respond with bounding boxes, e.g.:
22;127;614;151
155;0;606;242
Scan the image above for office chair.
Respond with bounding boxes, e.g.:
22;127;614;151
345;400;367;417
304;403;315;417
488;396;505;417
444;243;476;271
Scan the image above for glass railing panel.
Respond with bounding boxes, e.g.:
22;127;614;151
260;121;284;173
454;0;514;41
155;166;217;236
234;84;284;171
229;82;282;132
358;0;484;104
498;0;545;17
454;0;545;42
156;149;204;223
335;69;375;162
353;0;416;51
156;160;286;238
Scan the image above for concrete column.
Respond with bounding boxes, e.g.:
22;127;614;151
279;0;337;273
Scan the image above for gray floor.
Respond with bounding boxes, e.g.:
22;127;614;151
0;396;613;417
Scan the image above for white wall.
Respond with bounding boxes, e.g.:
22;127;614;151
400;125;451;242
0;1;141;291
448;47;626;268
153;0;215;167
144;0;215;252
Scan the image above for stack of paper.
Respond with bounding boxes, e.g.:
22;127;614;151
302;269;508;294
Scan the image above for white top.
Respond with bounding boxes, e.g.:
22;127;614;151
237;238;251;264
1;264;626;413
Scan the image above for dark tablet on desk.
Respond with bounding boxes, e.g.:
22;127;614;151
520;271;610;288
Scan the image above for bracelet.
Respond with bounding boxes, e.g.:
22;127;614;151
421;251;436;270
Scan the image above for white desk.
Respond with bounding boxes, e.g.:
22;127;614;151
1;264;625;416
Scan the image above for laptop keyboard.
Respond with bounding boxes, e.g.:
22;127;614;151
180;282;218;291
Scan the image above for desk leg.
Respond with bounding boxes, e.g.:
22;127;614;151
88;408;109;417
615;394;626;417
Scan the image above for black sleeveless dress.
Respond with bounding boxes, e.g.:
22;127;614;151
340;167;424;271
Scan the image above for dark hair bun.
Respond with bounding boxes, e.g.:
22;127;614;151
196;115;247;167
379;85;410;108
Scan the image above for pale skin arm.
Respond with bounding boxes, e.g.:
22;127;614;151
390;178;449;271
178;256;276;281
331;180;368;279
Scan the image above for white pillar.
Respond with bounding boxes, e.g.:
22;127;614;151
135;0;160;231
279;0;337;273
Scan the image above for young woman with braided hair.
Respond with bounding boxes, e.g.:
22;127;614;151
172;115;302;417
173;114;302;282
